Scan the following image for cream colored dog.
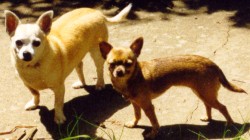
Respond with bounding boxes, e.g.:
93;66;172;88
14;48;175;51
4;4;132;124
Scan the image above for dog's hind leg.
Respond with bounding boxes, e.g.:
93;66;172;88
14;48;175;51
195;80;234;124
202;94;234;124
192;88;213;122
90;46;105;90
208;99;234;124
72;61;86;89
25;86;40;110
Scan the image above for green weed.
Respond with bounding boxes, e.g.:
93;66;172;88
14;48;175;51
59;112;124;140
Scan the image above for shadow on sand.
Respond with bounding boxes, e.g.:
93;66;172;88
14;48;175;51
2;0;250;28
136;120;250;140
37;84;250;139
1;0;173;21
183;0;250;28
37;84;130;139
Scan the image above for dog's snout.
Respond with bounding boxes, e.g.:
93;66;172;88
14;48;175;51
116;69;124;77
23;51;32;61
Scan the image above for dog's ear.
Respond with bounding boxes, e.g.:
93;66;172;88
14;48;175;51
36;10;53;34
99;41;113;59
130;37;143;57
4;10;21;37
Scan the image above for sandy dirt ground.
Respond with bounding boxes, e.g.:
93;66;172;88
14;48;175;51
0;0;250;139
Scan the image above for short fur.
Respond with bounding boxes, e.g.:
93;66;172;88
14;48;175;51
99;37;246;138
4;5;131;124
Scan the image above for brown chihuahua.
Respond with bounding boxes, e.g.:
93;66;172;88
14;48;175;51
99;37;246;139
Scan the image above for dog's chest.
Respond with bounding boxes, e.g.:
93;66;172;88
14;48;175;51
111;78;128;93
17;66;48;90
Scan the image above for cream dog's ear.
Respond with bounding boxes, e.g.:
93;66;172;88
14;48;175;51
99;41;113;59
130;37;143;57
36;10;54;34
4;10;21;37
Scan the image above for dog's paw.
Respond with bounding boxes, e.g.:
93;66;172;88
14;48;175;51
95;84;105;90
200;116;212;122
226;120;234;126
54;113;66;124
125;121;137;128
72;81;85;89
25;98;38;110
144;130;158;139
95;79;105;90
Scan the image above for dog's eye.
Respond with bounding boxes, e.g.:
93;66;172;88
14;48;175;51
125;61;133;67
32;40;41;47
125;62;132;67
15;40;23;46
110;63;116;68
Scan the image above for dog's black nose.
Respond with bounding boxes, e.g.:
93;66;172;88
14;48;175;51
116;70;124;77
23;51;32;61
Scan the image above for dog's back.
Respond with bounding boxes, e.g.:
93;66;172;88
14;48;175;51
51;8;106;34
48;8;108;77
139;55;245;96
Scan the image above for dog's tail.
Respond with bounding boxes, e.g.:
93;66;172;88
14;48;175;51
105;3;132;22
218;68;247;94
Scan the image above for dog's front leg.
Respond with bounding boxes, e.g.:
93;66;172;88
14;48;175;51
125;102;141;128
25;86;40;110
51;85;66;124
141;101;160;139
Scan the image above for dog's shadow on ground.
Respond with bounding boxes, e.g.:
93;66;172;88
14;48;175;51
37;84;130;139
136;120;250;140
36;85;250;140
36;84;250;139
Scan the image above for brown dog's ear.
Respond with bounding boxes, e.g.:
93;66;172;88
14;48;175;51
130;37;143;57
4;10;21;37
36;10;53;34
99;41;113;59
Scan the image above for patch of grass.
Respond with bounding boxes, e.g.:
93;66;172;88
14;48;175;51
59;110;249;140
232;111;249;140
189;110;249;140
59;112;124;140
189;123;248;140
61;135;92;140
188;129;208;140
232;124;247;140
